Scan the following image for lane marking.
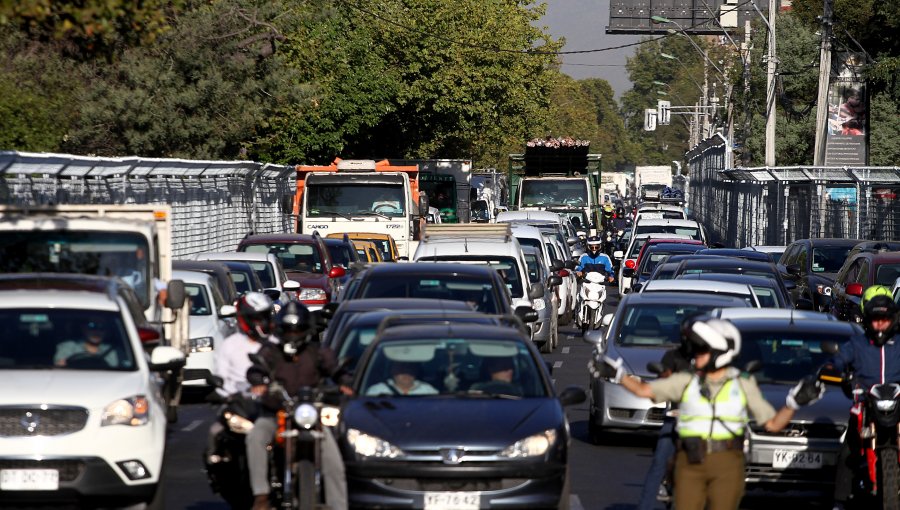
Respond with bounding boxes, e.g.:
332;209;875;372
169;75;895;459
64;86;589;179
571;494;584;510
553;361;563;369
181;419;203;432
562;347;570;354
567;335;574;343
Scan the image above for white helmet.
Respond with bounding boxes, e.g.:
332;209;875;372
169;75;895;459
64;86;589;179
686;319;741;370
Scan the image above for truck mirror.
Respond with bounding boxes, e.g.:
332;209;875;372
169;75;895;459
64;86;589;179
165;280;186;309
418;192;430;217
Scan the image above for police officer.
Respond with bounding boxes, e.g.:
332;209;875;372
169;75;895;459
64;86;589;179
593;318;824;510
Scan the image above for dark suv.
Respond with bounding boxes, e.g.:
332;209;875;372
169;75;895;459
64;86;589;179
236;233;345;310
830;248;900;322
778;238;862;312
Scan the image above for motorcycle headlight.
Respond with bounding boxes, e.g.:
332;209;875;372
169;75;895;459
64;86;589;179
498;429;557;458
189;336;214;353
299;288;327;301
876;400;898;412
816;285;832;296
346;428;403;458
101;396;150;427
293;403;318;429
532;298;546;311
224;411;255;434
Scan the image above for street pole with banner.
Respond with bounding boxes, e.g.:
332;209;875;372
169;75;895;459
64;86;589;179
822;53;869;166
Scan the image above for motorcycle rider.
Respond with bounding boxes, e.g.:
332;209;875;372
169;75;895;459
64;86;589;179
246;301;349;510
575;236;613;280
831;287;900;510
592;318;824;510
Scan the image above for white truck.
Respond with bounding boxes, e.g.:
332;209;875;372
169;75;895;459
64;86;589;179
0;204;191;420
634;165;674;201
600;171;630;199
295;159;427;259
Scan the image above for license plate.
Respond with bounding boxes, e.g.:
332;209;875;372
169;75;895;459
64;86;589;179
772;449;823;469
0;469;59;490
424;491;480;510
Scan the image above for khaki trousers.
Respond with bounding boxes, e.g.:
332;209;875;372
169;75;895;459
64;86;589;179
673;449;745;510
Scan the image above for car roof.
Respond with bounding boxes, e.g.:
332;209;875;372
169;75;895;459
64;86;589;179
373;323;528;343
239;233;319;244
195;251;276;263
742;245;785;252
496;211;563;223
678;258;777;271
0;274;121;310
727;317;861;335
172;269;217;285
635;219;700;227
340;232;395;242
708;307;838;321
678;273;780;286
868;252;900;263
642;279;755;296
646;238;704;246
323;238;353;246
336;297;474;312
509;224;545;240
805;238;864;247
695;248;772;261
634;233;694;241
365;262;502;276
622;291;752;307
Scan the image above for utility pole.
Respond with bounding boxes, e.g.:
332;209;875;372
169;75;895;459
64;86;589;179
765;0;778;167
703;51;710;139
742;19;752;167
813;0;834;166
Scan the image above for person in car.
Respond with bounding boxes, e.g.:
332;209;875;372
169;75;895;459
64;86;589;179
245;301;348;510
470;357;523;396
54;319;120;368
366;361;438;396
593;318;824;510
575;236;613;279
830;289;900;510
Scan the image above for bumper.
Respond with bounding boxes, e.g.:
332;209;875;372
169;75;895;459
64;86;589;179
0;456;158;506
184;350;214;386
745;434;840;488
346;461;566;509
591;378;666;431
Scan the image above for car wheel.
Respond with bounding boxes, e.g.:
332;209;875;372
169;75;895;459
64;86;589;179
540;338;552;354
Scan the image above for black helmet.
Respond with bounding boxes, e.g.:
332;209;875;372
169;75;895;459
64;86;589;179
274;301;314;355
236;292;274;341
862;295;899;347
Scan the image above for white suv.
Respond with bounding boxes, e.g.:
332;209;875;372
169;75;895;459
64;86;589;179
0;274;186;508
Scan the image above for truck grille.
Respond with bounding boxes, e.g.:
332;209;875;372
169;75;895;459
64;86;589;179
0;459;86;482
0;406;89;437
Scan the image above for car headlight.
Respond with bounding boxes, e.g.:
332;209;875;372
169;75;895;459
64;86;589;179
498;429;557;458
876;400;898;412
101;396;150;427
298;288;327;301
532;298;546;311
189;336;214;353
320;406;340;427
816;285;832;296
224;411;255;434
346;428;402;458
293;403;318;429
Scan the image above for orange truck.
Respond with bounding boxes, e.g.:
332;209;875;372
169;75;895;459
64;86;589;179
294;159;426;259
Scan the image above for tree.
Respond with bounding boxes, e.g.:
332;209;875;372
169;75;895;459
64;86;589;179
578;78;640;168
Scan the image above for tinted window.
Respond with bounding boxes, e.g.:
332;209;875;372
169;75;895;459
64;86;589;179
327;243;355;268
416;257;524;298
243;243;323;274
876;264;900;286
359;274;499;313
616;303;732;346
523;253;542;283
230;270;255;294
635;225;701;240
186;284;212;316
812;245;854;273
735;331;851;384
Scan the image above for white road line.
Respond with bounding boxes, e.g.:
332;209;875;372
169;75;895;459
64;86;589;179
571;494;584;510
567;335;574;343
181;419;203;432
553;361;563;369
562;347;570;354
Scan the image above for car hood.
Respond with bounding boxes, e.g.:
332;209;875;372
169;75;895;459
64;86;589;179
608;344;672;379
189;315;219;338
756;383;848;425
1;370;149;407
285;272;328;288
342;398;563;449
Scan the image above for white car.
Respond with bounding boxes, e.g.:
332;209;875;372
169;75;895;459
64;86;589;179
192;251;301;302
174;270;237;387
640;279;762;307
0;274;186;508
510;224;577;326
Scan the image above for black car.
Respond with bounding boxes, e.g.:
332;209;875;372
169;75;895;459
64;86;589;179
322;298;472;346
830;248;900;322
694;248;773;263
340;323;586;509
779;238;863;312
677;273;793;308
626;242;707;292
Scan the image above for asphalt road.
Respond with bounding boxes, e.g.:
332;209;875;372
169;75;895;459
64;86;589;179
162;288;822;510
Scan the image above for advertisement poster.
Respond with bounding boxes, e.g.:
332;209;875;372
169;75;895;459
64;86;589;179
824;52;868;166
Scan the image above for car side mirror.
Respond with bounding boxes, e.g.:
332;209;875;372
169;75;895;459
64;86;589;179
564;260;577;270
165;279;186;309
583;330;604;345
283;280;301;291
547;275;563;288
558;385;587;406
846;283;863;297
514;305;538;323
528;283;545;300
263;288;282;302
796;298;815;310
550;261;564;272
148;346;186;372
219;304;237;317
329;266;346;279
601;313;613;327
786;263;802;276
566;236;579;246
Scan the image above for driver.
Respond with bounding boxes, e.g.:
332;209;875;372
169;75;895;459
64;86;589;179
55;318;120;368
470;357;523;396
830;289;900;510
575;236;613;279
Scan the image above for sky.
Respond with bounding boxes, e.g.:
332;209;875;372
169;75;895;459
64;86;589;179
539;0;644;98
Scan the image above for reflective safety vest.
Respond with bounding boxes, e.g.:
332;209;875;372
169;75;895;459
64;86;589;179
676;375;748;440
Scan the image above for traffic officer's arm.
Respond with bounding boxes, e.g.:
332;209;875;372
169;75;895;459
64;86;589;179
620;374;654;399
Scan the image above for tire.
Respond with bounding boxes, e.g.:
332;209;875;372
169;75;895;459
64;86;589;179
540;337;552;354
297;459;317;510
879;449;900;510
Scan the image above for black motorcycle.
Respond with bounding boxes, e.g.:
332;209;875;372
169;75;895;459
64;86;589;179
204;379;259;509
849;379;900;510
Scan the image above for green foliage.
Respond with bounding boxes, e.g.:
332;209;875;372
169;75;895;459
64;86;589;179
869;93;900;166
577;78;640;168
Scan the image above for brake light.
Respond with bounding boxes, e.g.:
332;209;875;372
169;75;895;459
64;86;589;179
138;327;160;344
625;259;636;269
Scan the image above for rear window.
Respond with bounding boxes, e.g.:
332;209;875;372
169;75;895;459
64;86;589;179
616;303;730;346
243;243;323;274
359;274;500;314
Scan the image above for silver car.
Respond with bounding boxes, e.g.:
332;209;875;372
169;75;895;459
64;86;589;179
586;291;752;443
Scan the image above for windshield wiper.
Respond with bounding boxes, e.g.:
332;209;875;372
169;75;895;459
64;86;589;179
353;211;394;220
314;210;353;220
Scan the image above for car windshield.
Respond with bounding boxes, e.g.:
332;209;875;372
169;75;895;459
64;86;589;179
243;243;323;275
416;256;524;298
359;338;547;398
635;225;701;240
520;180;588;207
306;184;406;218
735;331;850;384
875;264;900;286
186;284;212;316
616;303;727;346
355;238;393;262
0;309;137;371
247;261;276;288
812;245;854;273
359;274;500;313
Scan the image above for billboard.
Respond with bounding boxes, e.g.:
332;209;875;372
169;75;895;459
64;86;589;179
824;52;868;166
607;0;768;35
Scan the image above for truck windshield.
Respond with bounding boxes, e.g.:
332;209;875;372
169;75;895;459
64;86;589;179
0;232;152;309
306;184;406;218
520;180;588;207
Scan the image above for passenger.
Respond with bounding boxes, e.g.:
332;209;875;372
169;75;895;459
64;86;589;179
54;318;120;368
366;361;438;396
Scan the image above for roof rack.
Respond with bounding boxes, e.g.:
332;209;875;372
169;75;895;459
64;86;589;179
375;312;527;337
422;223;512;242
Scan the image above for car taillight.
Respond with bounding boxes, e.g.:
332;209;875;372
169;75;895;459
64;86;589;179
625;259;636;269
558;269;570;277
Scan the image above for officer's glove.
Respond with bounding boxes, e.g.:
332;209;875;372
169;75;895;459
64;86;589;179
588;351;627;383
786;375;825;409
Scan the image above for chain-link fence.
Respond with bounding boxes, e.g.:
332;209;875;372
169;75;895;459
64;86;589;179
0;151;295;258
686;137;900;247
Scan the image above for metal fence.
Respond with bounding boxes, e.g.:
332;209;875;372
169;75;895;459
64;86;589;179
0;151;296;258
686;136;900;247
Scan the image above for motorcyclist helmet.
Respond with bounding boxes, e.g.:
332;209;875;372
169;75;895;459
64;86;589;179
274;301;315;356
587;236;602;250
860;285;893;314
685;319;741;371
862;294;899;347
236;292;274;341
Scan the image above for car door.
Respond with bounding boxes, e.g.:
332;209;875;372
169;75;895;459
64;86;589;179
832;257;861;319
779;243;801;303
794;243;813;304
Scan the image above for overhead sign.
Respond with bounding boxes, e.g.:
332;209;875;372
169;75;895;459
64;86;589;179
607;0;768;35
644;109;657;131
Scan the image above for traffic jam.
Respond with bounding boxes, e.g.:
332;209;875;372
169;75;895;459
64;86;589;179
1;148;898;510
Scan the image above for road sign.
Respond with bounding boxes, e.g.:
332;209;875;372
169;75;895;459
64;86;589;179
644;109;657;131
657;100;671;126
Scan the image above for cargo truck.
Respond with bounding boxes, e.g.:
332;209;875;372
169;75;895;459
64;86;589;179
392;159;472;224
634;165;673;201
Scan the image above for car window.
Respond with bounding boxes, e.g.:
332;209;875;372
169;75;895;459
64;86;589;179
856;260;871;284
359;274;500;314
230;270;254;294
327;243;356;268
750;286;780;308
0;309;137;371
359;338;547;398
616;303;727;346
248;261;276;288
735;331;851;384
812;245;854;273
796;247;808;274
781;244;799;265
208;280;227;309
875;263;900;286
186;284;212;315
244;243;324;274
416;257;524;299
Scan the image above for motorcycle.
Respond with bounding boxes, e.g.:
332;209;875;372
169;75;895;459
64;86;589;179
577;265;609;334
847;379;900;510
204;378;260;510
